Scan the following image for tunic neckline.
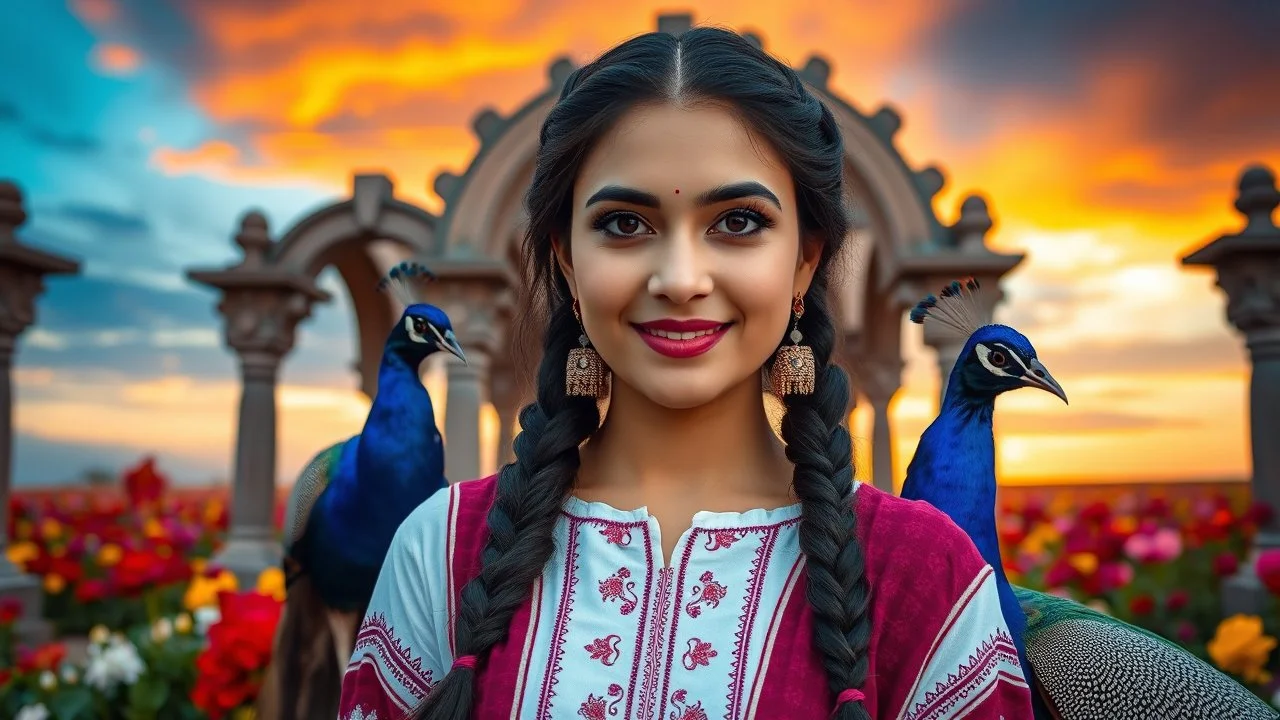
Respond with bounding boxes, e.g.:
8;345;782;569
562;488;863;530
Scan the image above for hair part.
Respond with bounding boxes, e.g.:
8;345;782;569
419;25;871;719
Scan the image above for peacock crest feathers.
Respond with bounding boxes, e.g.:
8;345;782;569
909;277;986;338
376;261;436;309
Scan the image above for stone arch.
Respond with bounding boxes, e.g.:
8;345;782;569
274;174;441;398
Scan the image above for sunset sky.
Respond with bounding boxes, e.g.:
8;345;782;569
4;0;1278;487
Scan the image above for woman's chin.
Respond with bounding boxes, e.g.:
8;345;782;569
620;372;759;412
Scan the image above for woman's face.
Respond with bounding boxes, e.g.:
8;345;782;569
558;102;818;410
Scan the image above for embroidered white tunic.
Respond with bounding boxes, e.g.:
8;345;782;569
339;476;1032;720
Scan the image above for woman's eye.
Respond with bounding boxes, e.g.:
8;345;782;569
601;213;650;237
713;211;763;236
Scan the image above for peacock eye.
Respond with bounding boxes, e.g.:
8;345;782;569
989;350;1007;367
412;319;427;335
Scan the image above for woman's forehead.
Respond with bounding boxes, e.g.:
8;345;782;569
574;103;792;204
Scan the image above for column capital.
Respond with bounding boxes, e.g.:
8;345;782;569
418;255;517;358
0;181;80;338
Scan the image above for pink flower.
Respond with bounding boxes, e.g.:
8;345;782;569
1097;561;1133;591
1149;527;1182;562
1255;549;1280;595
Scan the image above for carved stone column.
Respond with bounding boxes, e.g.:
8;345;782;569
858;356;904;493
898;195;1023;404
0;181;76;643
1182;165;1280;616
490;363;520;467
188;212;328;588
420;254;516;483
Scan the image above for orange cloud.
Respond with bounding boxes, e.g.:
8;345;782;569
71;0;117;26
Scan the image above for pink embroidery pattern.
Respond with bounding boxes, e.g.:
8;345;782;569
578;684;625;719
636;567;675;719
585;634;623;666
684;571;729;618
703;529;743;551
906;629;1024;720
681;638;718;670
536;519;584;719
350;613;436;700
599;567;639;615
725;528;780;719
669;689;710;720
599;523;633;546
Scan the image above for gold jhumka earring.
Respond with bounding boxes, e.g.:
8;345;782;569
565;298;610;398
770;293;816;396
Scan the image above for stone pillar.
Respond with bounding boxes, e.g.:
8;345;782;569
1182;165;1280;616
859;357;903;493
188;212;328;588
445;349;491;482
490;364;521;467
0;180;78;643
419;255;516;483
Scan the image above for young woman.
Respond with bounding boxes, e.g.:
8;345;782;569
339;26;1033;720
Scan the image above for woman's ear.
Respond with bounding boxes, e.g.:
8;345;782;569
552;236;578;297
793;235;821;297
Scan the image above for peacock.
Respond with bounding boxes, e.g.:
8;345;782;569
267;261;464;720
900;278;1277;720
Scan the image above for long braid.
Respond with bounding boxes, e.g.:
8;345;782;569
414;301;599;719
780;279;873;720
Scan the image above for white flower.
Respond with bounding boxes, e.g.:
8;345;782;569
193;605;221;635
83;636;145;691
151;617;173;643
15;704;50;720
88;625;110;645
38;670;57;690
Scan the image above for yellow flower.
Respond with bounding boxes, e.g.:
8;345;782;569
39;518;62;541
255;567;286;602
89;625;110;645
204;499;224;526
1067;552;1099;576
1208;614;1277;684
1019;523;1062;556
6;541;38;567
231;707;257;720
43;574;66;594
190;558;207;575
143;517;167;540
97;543;123;567
1110;515;1138;536
182;570;238;611
174;613;193;634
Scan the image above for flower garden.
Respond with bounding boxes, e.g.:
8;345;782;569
4;458;1280;718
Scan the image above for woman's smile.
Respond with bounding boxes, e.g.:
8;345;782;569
631;318;734;358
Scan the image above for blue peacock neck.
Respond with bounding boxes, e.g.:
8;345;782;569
936;368;1003;575
355;347;440;486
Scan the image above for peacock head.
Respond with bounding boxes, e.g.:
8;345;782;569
910;278;1067;405
378;262;467;364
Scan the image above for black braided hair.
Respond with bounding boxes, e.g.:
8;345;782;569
417;25;872;719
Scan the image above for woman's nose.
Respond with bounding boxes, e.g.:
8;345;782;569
646;232;713;304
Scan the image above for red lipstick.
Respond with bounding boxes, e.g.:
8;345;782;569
632;319;731;359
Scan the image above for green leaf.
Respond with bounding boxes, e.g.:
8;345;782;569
128;674;171;715
48;686;94;720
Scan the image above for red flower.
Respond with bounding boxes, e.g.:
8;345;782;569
74;579;110;603
1213;552;1240;578
122;456;169;507
0;598;21;625
1165;589;1190;612
1128;594;1155;616
191;590;283;719
1255;549;1280;595
1246;501;1274;528
17;642;66;673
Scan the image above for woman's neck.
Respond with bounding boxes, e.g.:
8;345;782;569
576;376;794;510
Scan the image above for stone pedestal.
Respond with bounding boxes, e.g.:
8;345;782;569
0;180;78;643
419;255;516;482
1182;165;1280;617
188;212;328;588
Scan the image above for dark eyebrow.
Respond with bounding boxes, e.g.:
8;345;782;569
583;181;782;210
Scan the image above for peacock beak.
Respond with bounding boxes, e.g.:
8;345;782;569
441;330;467;365
1023;359;1067;404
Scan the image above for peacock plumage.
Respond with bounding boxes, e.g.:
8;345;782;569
283;261;464;612
900;278;1277;720
266;262;464;720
